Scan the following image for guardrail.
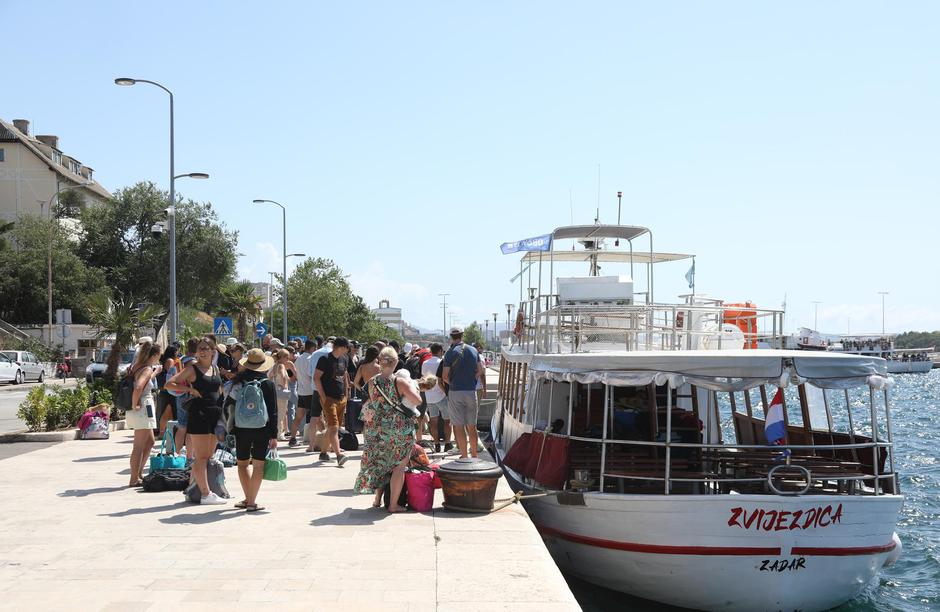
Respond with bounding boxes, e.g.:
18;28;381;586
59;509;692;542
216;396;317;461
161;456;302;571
511;300;785;354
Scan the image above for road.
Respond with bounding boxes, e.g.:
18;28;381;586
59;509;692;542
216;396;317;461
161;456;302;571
0;378;80;434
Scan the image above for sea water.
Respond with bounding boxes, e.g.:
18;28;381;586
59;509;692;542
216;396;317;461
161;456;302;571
567;370;940;611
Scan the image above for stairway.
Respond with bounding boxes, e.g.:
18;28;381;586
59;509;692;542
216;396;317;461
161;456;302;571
0;318;30;341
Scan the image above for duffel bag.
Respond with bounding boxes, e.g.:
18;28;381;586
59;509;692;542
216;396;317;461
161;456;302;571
142;468;190;492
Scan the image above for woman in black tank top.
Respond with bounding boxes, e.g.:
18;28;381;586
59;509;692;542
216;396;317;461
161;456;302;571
165;337;226;504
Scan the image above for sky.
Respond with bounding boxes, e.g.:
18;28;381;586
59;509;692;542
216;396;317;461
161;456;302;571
5;1;940;336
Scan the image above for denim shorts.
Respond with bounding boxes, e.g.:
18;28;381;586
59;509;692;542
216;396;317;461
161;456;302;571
175;395;189;427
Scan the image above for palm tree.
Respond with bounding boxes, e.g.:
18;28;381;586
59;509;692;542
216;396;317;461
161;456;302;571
218;281;263;342
85;292;164;380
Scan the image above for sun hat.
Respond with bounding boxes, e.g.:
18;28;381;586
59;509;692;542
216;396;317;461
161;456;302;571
403;342;413;354
240;348;275;372
225;337;238;346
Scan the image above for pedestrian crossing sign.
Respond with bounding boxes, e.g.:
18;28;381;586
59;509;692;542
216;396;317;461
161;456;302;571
213;317;233;338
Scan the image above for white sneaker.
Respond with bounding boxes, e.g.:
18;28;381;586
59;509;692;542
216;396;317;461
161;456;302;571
200;492;227;505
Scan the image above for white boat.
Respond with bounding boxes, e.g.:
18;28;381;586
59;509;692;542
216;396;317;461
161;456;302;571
830;335;933;374
492;224;903;612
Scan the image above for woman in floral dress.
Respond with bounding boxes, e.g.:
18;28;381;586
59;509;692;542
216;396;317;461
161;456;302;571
354;347;422;512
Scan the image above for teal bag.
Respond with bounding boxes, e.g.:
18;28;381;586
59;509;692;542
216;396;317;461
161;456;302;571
150;429;186;473
263;449;287;481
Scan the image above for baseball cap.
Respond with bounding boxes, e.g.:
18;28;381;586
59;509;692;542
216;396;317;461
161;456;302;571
449;326;463;335
225;337;238;346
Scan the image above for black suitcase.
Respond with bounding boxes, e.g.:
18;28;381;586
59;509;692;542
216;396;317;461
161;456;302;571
345;398;363;433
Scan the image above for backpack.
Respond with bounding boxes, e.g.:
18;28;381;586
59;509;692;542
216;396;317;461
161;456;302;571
234;379;269;429
405;348;431;380
115;368;135;411
436;345;466;396
184;458;230;503
339;429;359;451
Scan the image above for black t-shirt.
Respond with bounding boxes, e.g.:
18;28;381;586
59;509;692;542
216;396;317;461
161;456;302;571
316;353;349;400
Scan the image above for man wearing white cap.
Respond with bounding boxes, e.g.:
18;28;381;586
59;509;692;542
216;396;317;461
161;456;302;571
442;326;484;459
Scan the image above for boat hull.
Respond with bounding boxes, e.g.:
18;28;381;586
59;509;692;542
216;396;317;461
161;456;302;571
886;360;932;374
491;417;903;612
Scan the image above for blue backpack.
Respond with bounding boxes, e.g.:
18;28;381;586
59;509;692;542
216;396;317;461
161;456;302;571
234;379;268;429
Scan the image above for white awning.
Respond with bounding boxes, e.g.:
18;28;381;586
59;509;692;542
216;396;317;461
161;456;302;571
521;250;693;264
552;225;650;242
502;349;888;391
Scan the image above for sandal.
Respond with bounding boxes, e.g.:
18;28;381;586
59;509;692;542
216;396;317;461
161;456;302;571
246;504;265;512
234;500;248;509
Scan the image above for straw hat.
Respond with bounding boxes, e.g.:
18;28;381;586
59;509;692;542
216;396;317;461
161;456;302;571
240;348;275;372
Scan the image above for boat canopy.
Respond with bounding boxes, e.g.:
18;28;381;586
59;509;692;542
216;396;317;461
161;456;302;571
521;250;693;264
552;224;649;242
505;349;889;391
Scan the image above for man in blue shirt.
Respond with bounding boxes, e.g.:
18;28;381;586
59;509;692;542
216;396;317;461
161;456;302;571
442;326;485;458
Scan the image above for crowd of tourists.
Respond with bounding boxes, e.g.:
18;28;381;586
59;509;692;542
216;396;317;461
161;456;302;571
121;326;487;513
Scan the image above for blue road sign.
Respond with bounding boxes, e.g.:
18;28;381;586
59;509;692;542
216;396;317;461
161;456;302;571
214;317;233;338
255;322;269;338
290;335;308;344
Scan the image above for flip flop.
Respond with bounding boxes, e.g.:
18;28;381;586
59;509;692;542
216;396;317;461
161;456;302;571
246;504;265;512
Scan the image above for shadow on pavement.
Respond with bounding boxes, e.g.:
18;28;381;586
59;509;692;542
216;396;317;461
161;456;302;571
100;500;191;517
310;507;390;526
159;509;244;524
59;485;128;497
73;454;126;463
317;489;358;497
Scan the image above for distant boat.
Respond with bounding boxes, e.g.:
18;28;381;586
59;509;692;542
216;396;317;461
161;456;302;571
829;334;933;374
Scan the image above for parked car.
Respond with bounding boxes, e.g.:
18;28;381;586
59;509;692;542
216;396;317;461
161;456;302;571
0;353;19;384
85;349;137;383
0;350;45;384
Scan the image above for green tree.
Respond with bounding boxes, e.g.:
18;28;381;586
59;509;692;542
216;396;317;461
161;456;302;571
895;331;940;350
0;215;106;323
55;189;84;219
0;220;14;251
273;257;401;344
218;281;263;342
78;181;239;315
464;321;484;347
84;292;163;380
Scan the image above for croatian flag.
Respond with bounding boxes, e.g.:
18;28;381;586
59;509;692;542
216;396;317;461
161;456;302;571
764;388;786;445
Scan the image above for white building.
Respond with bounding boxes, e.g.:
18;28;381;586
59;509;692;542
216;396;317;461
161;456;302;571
372;299;403;334
0;118;111;222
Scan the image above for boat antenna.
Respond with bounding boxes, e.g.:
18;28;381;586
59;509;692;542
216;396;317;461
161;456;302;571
569;188;575;250
595;164;601;224
615;191;622;245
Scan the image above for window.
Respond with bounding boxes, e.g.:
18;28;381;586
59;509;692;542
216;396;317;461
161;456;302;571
52;150;62;164
0;148;4;162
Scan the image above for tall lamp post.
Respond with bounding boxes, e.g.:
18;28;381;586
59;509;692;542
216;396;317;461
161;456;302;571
878;291;889;335
812;301;822;331
505;303;513;339
41;181;92;345
115;77;206;344
252;199;289;342
493;312;498;346
439;293;450;335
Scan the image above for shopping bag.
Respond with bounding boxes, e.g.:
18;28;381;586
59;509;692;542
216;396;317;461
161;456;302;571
263;450;287;481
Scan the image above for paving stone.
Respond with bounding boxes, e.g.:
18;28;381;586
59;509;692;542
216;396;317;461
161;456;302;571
0;431;577;609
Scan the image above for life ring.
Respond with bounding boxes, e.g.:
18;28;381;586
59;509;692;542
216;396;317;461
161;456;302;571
512;309;525;338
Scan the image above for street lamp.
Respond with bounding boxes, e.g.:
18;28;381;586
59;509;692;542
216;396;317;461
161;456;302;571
41;181;92;345
878;291;889;335
812;301;822;331
493;312;498;345
439;293;449;335
505;303;513;339
253;198;295;342
115;76;184;344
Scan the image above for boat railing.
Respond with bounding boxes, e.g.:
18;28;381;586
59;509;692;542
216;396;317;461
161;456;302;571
512;299;785;354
